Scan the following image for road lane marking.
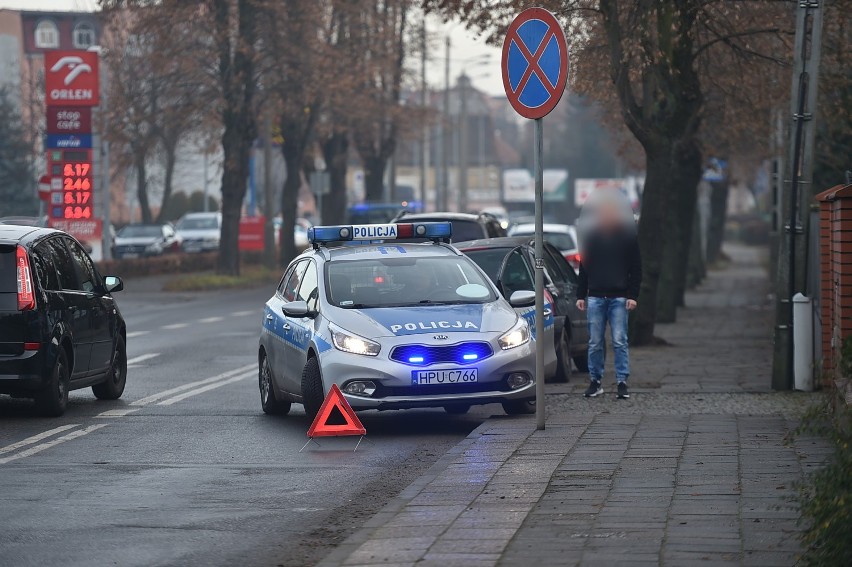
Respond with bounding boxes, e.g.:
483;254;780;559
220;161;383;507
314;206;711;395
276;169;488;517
95;408;141;418
0;424;108;465
162;323;188;330
156;371;255;406
199;316;224;323
0;424;80;456
230;310;254;317
130;363;256;407
126;331;150;338
126;353;160;366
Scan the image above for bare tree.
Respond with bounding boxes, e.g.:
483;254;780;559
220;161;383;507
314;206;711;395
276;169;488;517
349;0;411;202
425;0;793;343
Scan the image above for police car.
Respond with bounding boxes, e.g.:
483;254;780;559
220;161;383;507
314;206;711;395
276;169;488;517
257;222;537;419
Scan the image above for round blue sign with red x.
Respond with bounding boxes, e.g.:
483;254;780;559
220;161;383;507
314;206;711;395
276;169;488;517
501;8;569;120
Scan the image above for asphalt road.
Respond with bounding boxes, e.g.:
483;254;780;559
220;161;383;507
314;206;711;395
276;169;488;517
0;280;495;567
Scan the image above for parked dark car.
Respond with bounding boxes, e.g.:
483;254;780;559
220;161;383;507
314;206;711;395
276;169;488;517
0;225;127;416
457;236;590;377
392;212;507;243
112;223;181;259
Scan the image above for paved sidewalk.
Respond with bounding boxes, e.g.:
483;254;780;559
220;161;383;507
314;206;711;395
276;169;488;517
319;245;831;567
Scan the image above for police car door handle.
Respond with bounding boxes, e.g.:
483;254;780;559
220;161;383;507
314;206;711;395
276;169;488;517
282;323;291;330
265;314;274;321
543;308;552;317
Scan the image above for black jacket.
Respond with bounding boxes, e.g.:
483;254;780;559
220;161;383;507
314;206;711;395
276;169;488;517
577;229;642;300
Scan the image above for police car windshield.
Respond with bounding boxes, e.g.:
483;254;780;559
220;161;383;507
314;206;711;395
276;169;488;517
327;256;496;308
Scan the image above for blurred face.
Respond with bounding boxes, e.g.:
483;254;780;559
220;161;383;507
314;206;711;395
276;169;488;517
597;203;622;231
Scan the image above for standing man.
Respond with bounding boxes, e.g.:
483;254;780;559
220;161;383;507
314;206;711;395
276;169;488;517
576;202;642;399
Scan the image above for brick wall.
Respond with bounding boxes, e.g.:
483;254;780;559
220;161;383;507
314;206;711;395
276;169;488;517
816;184;852;382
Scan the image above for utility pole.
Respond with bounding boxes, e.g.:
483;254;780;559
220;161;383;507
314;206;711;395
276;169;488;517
771;0;824;390
420;21;428;206
441;35;450;212
458;73;469;213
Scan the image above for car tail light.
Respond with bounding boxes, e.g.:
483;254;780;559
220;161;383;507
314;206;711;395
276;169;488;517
24;342;41;351
565;252;581;269
16;245;35;311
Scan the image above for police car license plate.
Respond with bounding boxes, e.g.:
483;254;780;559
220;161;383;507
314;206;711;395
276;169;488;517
412;368;478;386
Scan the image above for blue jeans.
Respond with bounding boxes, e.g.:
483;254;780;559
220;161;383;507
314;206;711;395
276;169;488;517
587;297;629;384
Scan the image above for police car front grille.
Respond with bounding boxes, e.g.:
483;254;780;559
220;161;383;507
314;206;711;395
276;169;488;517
389;342;494;366
375;381;511;397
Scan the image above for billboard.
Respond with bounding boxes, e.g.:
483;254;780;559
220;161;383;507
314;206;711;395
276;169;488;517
44;51;100;107
502;169;534;202
574;178;641;208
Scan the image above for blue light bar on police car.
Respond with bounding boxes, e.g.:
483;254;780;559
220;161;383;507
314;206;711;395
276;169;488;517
308;222;452;244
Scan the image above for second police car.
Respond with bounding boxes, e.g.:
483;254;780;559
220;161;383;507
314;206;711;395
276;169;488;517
257;221;542;418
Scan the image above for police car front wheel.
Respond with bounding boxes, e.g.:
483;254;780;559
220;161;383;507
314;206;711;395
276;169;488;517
301;357;324;421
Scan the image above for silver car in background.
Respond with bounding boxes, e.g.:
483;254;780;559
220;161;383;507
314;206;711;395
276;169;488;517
175;212;221;253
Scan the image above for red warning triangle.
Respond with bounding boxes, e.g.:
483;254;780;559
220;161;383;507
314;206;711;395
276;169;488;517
307;384;366;438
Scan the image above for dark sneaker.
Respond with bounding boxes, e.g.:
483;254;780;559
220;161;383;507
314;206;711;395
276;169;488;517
617;383;630;399
584;381;603;398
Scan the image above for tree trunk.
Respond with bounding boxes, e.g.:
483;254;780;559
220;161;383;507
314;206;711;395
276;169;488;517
706;179;729;264
279;147;303;267
686;206;706;289
658;139;702;319
363;155;385;202
321;130;349;226
218;124;248;276
213;0;256;276
156;142;177;224
135;152;152;224
632;143;676;345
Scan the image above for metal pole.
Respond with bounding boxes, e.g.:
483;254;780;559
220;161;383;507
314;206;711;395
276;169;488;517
203;151;210;212
263;110;275;267
458;73;468;213
534;117;545;430
420;20;427;206
771;0;823;390
441;36;450;212
98;48;111;260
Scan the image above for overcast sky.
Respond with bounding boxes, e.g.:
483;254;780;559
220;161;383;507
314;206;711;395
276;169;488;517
0;0;506;95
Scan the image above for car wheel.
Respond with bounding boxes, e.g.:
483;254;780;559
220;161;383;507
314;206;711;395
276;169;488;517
300;357;324;421
444;404;470;415
502;399;536;415
573;354;589;373
36;348;70;417
552;327;572;383
259;352;291;415
93;336;127;400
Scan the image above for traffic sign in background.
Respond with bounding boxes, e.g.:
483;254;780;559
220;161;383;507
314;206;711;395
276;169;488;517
501;8;569;119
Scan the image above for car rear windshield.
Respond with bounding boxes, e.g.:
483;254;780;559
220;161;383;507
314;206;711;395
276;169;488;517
0;246;17;292
511;230;576;251
461;248;510;285
177;217;218;230
326;256;496;308
118;225;162;238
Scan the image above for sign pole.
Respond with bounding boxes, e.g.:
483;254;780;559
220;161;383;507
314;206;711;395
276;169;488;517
501;7;568;432
534;117;545;430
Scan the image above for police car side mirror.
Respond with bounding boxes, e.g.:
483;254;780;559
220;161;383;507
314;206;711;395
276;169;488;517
282;301;311;318
509;290;535;307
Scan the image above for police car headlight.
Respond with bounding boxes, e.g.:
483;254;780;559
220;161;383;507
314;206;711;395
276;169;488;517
329;323;380;356
498;318;530;350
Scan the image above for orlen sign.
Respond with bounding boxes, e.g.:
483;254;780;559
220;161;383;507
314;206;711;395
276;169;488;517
44;51;99;107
